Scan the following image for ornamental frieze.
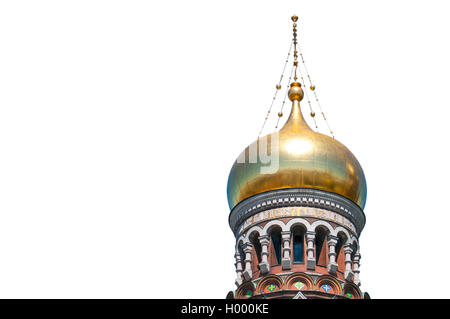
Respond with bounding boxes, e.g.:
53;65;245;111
237;206;356;235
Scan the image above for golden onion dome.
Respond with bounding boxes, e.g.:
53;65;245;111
227;82;367;210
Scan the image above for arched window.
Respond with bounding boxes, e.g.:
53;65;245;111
293;234;304;263
292;226;305;264
315;227;328;267
249;232;262;274
351;242;358;262
270;228;282;265
336;233;347;273
238;244;245;270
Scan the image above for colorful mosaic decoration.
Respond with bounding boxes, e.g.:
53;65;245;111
321;284;332;293
245;290;253;298
345;292;353;299
266;284;277;293
294;281;305;290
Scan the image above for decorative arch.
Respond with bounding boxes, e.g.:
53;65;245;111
255;275;283;295
283;272;314;291
235;281;255;299
225;291;234;299
245;225;263;239
285;218;313;233
311;220;334;234
315;275;342;295
262;219;287;235
348;236;359;246
332;227;351;243
235;236;247;251
343;282;362;299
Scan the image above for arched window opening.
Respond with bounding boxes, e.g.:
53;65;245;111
336;233;347;273
269;228;282;265
238;244;245;271
315;228;328;267
292;226;306;264
249;232;262;264
293;235;304;263
351;242;358;262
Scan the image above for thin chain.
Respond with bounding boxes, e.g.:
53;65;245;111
275;64;294;129
297;63;318;130
258;41;293;137
299;48;335;138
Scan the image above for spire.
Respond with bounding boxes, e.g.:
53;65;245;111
281;16;310;132
292;15;299;82
289;15;303;102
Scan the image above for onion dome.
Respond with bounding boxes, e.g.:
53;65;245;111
227;82;367;210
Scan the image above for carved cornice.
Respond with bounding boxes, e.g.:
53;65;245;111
229;188;366;236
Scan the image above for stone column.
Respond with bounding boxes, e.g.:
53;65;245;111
281;231;292;270
242;243;253;281
258;235;270;274
353;252;361;286
306;231;316;270
327;235;338;274
234;250;243;286
343;244;354;281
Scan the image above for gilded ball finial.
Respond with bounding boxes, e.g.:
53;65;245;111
291;15;298;22
288;82;304;101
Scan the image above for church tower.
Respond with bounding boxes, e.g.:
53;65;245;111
226;16;369;299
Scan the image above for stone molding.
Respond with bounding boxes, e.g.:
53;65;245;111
229;188;366;236
237;206;358;237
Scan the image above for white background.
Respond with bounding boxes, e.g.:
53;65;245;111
0;0;449;298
